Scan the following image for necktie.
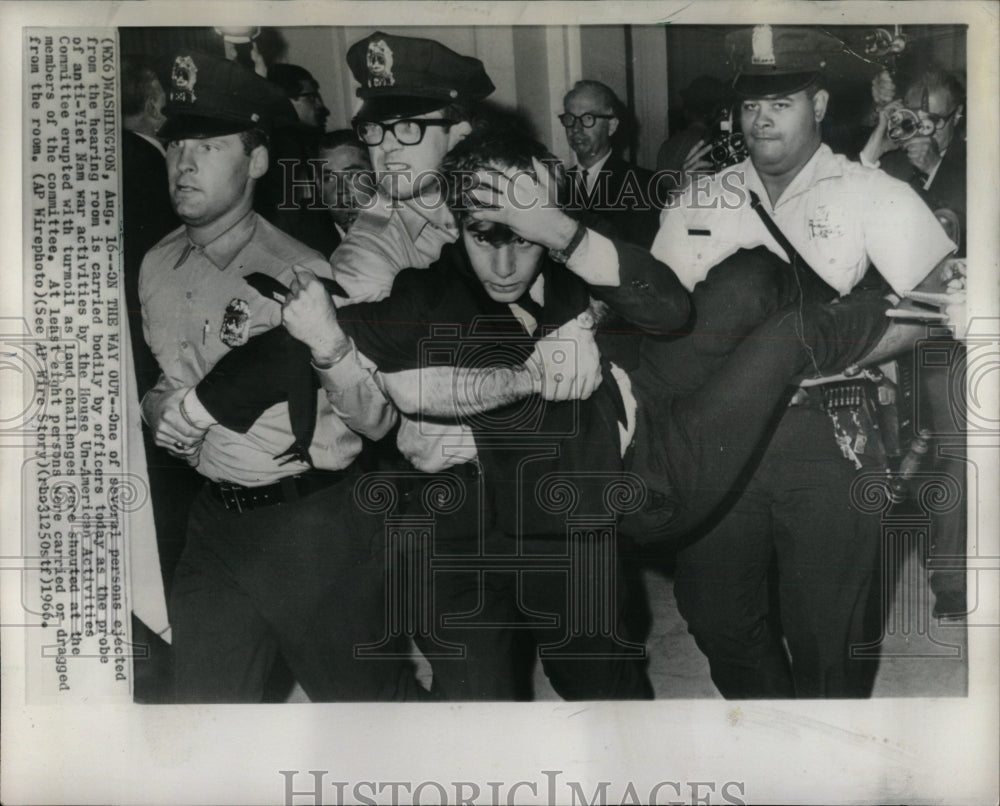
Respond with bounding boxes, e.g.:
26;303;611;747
909;168;929;191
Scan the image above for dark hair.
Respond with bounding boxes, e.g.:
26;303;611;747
267;63;317;97
121;56;162;118
318;129;367;152
238;128;270;155
441;128;566;239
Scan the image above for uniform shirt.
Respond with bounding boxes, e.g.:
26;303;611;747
652;143;956;296
140;211;370;486
331;189;459;303
320;189;474;472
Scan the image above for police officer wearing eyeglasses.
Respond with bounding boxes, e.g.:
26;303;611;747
329;31;494;303
559;80;660;248
316;32;496;487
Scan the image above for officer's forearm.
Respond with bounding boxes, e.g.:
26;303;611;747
314;343;399;440
382;366;536;418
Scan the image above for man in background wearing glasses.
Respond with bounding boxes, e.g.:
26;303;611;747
861;63;969;620
560;80;660;248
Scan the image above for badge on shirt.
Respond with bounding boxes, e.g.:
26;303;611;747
808;205;846;240
220;298;250;347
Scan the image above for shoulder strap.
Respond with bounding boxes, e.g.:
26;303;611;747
748;190;840;302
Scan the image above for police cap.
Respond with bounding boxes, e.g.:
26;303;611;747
726;25;843;97
158;51;291;140
347;31;495;121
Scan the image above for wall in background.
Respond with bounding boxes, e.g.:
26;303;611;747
276;24;670;168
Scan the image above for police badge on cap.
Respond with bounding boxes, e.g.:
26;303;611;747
726;25;843;97
158;51;291;140
346;31;495;121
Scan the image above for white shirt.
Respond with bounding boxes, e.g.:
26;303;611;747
573;148;613;193
652;144;956;297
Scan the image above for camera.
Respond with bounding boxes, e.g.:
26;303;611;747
707;110;749;172
886;107;935;142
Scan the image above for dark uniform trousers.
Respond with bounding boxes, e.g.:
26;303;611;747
170;466;417;703
673;405;884;699
623;246;891;543
406;466;652;701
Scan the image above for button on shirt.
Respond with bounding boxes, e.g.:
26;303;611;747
652;144;956;296
140;212;366;485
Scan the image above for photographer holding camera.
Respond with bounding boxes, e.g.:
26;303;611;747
860;64;966;252
655;75;745;197
861;63;969;619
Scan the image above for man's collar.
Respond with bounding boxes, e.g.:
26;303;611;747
173;210;257;271
576;148;613;174
396;189;457;242
746;143;841;208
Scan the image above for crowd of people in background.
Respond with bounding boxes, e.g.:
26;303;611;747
120;25;969;703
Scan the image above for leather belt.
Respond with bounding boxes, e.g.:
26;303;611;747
208;468;351;513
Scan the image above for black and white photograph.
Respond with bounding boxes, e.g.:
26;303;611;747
1;2;997;805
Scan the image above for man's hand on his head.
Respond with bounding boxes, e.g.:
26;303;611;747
465;158;578;251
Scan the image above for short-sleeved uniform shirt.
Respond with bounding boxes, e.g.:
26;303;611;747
330;189;475;472
652;144;956;296
139;211;363;485
331;190;459;302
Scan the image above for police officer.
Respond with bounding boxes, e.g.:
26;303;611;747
652;26;961;698
331;31;495;302
138;52;414;702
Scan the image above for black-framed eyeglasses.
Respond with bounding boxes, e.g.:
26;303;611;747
355;119;455;146
558;112;616;129
920;107;960;130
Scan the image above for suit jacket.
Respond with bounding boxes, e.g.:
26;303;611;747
570;154;661;249
122;130;179;396
881;138;966;255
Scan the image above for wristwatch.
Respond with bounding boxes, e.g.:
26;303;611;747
549;221;587;264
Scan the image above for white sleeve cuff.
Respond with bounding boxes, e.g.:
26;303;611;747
183;387;217;429
566;229;621;287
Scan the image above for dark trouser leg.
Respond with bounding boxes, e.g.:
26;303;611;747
917;341;968;616
674;407;883;699
673;481;795;699
171;474;419;703
630;293;891;541
639;247;798;395
170;487;280;703
422;567;520;700
522;536;653;700
765;408;883;697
